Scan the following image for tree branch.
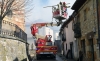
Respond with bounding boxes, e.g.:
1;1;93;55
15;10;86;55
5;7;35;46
0;0;34;21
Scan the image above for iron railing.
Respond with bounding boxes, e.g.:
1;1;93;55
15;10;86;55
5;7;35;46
0;20;27;42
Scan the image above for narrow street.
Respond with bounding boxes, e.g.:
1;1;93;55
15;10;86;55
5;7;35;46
29;50;75;61
33;55;64;61
1;0;100;61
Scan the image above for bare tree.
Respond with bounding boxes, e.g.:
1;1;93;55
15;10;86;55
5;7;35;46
0;0;34;29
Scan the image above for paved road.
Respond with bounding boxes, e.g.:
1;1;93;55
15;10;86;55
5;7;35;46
32;55;63;61
29;50;63;61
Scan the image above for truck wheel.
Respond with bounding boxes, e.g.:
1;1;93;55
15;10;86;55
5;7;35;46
36;57;39;60
51;54;56;60
53;57;56;60
36;54;39;60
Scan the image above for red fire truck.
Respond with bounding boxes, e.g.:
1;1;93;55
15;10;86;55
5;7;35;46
31;23;58;60
30;2;70;60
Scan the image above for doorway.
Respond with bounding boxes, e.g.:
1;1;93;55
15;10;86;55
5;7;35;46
81;39;86;61
89;39;94;61
81;39;86;55
70;42;73;59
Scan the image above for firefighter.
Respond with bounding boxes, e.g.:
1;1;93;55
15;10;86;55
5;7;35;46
62;2;67;13
63;2;67;7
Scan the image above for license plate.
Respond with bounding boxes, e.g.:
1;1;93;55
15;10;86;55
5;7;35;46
40;52;53;54
40;52;49;54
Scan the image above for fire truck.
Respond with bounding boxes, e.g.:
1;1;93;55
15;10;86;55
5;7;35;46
30;2;70;60
30;23;58;60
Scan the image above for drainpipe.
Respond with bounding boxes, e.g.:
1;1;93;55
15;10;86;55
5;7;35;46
96;0;100;49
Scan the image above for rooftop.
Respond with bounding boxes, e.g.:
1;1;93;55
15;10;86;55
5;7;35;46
71;0;86;11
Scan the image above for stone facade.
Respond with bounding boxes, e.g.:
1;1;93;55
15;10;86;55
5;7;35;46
11;10;25;31
0;0;28;61
59;0;100;61
4;10;25;31
0;37;27;61
72;0;100;61
3;0;25;31
0;18;28;61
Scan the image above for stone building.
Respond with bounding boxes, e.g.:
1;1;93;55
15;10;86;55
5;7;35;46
71;0;99;61
3;0;25;31
11;10;25;31
0;0;28;61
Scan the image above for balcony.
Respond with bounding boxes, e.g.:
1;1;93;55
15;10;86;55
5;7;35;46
73;22;81;38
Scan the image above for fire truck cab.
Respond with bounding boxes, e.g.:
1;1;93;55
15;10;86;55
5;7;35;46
35;35;57;60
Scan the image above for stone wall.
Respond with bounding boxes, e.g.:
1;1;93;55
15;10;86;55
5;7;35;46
76;0;99;61
0;37;28;61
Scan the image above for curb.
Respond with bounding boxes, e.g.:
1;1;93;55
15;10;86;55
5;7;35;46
57;53;76;61
57;53;66;61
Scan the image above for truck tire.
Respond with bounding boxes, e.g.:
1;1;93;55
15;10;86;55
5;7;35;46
51;54;56;60
36;56;39;60
53;56;56;60
36;54;40;60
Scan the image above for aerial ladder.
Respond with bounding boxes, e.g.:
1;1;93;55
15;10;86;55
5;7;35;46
31;22;58;39
30;1;70;60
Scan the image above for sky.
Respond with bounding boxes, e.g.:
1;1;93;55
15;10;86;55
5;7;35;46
25;0;75;26
25;0;76;48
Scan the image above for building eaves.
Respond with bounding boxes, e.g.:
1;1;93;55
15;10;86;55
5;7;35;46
71;0;86;11
60;15;73;31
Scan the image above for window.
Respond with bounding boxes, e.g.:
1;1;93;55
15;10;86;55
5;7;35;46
77;14;80;22
72;20;75;30
72;14;80;30
75;40;78;52
61;31;66;41
84;9;87;21
66;44;67;50
74;14;80;23
96;39;100;57
74;16;77;24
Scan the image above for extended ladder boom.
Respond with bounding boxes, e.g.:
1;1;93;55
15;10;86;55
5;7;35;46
31;22;58;38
